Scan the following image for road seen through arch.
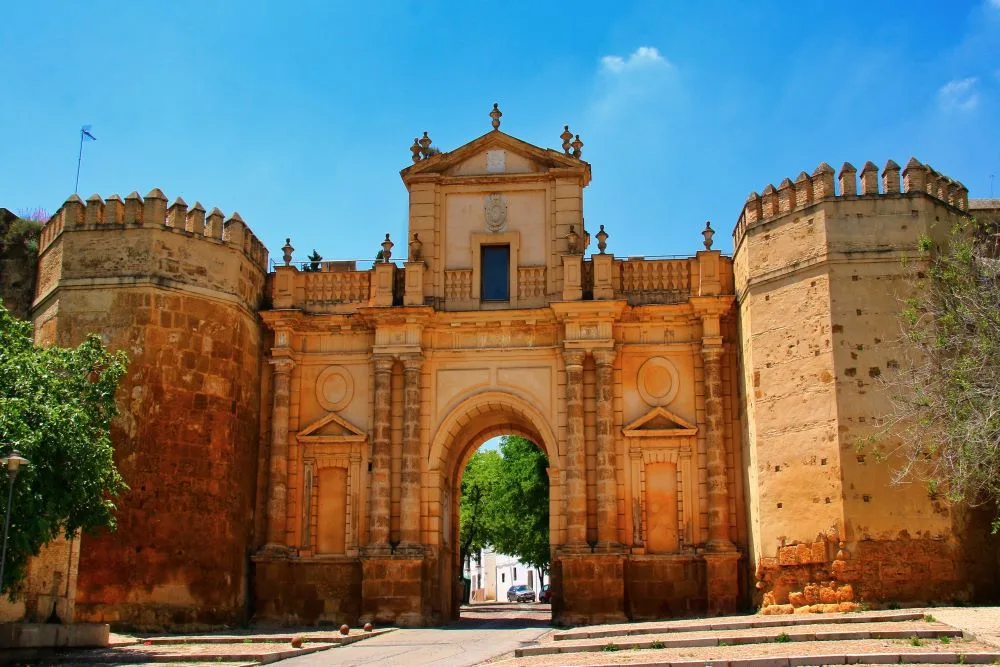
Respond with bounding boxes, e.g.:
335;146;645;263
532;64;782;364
280;601;552;666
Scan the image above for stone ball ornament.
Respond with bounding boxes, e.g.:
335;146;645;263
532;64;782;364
637;356;681;407
315;366;354;412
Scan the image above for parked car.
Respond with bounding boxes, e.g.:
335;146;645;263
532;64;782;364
538;584;552;603
506;584;535;603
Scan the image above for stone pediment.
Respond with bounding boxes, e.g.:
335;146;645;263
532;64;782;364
296;411;367;443
622;406;698;438
400;131;589;183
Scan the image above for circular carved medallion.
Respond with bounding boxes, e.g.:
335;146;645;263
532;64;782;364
316;366;354;412
637;357;680;407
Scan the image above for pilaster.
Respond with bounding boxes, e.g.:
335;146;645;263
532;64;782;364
563;348;587;546
399;354;423;549
593;347;620;549
367;355;395;550
262;355;295;554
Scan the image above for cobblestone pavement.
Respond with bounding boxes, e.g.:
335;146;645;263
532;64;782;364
279;602;554;667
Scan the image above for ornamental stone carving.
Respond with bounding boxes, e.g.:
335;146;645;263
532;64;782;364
637;356;680;407
315;366;354;412
484;193;508;233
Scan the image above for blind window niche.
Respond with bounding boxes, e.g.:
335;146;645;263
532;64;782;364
480;244;510;301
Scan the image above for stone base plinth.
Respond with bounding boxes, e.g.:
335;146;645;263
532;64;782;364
705;551;740;615
253;558;361;626
360;556;426;627
0;623;109;648
552;552;627;626
626;554;707;619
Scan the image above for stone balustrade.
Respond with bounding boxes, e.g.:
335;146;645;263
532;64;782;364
616;258;693;304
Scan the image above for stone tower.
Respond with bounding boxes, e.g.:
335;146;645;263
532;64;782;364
734;159;996;609
33;190;268;627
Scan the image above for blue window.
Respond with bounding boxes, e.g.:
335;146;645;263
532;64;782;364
481;245;510;301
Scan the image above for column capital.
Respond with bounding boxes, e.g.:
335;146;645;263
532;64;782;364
701;338;724;360
373;355;395;374
400;353;424;371
593;347;618;367
269;356;296;374
562;348;586;368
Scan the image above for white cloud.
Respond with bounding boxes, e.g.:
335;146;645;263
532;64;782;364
599;46;671;75
938;77;980;112
589;46;677;121
988;0;1000;10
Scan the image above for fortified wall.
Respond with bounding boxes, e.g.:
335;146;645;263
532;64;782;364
7;109;999;630
735;159;997;611
31;190;268;627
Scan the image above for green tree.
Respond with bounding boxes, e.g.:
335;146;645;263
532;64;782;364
491;436;550;575
458;436;550;578
867;218;1000;529
459;449;502;571
0;303;128;595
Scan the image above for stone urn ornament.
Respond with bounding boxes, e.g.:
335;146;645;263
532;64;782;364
596;224;609;254
409;233;423;262
282;238;294;267
566;226;579;255
381;233;393;262
702;221;715;250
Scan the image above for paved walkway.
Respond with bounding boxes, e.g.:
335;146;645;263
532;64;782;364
280;602;553;666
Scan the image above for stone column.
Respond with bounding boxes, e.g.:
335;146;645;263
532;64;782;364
369;355;395;547
563;349;587;546
702;341;734;552
264;356;295;550
593;347;619;547
399;354;423;547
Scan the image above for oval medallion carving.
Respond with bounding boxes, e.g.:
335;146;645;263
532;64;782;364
637;357;680;407
316;366;354;412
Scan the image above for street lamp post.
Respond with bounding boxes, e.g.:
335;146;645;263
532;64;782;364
0;449;29;592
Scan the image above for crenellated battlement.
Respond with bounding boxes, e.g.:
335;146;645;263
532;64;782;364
39;188;268;271
733;158;969;249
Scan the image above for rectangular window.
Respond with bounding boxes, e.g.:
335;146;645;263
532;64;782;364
480;245;510;301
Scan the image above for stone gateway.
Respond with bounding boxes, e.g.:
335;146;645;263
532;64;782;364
12;107;998;629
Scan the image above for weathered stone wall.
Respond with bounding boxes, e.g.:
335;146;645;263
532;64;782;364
0;208;40;320
254;560;361;625
32;191;266;629
736;160;998;611
0;535;79;624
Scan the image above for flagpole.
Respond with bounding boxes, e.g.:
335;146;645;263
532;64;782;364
74;127;84;194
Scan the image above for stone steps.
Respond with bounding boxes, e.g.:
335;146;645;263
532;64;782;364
518;622;962;657
552;611;925;641
554;655;1000;667
503;610;1000;666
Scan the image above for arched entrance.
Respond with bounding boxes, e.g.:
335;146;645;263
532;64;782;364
426;391;562;622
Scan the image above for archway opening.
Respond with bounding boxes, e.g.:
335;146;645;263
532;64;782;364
459;434;551;624
429;392;561;624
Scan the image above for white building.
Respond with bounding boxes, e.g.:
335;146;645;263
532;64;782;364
465;547;549;602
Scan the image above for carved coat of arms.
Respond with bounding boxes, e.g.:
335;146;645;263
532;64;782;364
484;193;508;233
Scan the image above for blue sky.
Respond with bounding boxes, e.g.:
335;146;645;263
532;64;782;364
2;1;997;259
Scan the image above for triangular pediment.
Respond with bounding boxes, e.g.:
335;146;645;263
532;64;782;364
623;406;698;438
400;130;589;182
296;411;367;443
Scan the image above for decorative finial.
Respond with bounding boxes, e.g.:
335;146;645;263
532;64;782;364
571;134;584;158
282;238;294;267
702;221;715;250
411;138;421;163
560;125;573;154
490;103;502;131
596;224;608;254
418;132;432;160
381;233;394;263
409;232;423;262
566;225;579;254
